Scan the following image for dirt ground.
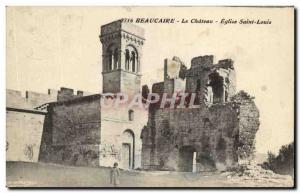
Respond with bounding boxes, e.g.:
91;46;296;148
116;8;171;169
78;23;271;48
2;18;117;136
6;161;294;188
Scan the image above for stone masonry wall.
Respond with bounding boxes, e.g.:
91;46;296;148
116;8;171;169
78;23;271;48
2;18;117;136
185;56;236;104
6;109;45;162
6;87;95;163
120;70;142;95
141;55;259;172
6;89;52;163
141;95;259;172
232;91;260;163
39;95;101;166
142;104;239;171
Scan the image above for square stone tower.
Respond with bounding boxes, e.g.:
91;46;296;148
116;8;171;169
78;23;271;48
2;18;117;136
100;20;145;95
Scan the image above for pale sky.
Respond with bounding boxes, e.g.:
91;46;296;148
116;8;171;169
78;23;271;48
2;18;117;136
6;6;294;154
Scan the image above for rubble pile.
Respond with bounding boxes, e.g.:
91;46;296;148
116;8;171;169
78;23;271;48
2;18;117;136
221;164;293;187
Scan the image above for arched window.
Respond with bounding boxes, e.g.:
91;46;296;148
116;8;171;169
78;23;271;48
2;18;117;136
125;49;130;70
125;45;138;73
114;48;118;69
128;110;134;121
107;44;117;71
131;51;136;72
108;50;113;70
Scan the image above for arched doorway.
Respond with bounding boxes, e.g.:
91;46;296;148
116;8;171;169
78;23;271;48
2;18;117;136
178;146;197;172
121;129;135;170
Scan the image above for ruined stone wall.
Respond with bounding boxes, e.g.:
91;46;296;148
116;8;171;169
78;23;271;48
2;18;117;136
152;82;164;96
39;95;101;166
140;55;253;172
163;79;174;97
164;58;181;80
6;109;46;162
232;91;260;163
163;57;186;97
142;104;239;171
141;95;259;172
185;56;236;104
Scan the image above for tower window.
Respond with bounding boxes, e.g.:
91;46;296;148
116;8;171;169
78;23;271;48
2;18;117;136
114;48;118;69
131;51;136;72
128;110;134;121
125;49;130;70
125;45;138;73
108;50;113;70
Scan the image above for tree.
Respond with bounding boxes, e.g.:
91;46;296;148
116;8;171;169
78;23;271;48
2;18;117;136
262;142;294;176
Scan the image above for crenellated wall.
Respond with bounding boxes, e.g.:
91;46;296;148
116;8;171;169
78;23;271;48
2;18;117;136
57;87;94;102
6;89;57;110
6;87;94;110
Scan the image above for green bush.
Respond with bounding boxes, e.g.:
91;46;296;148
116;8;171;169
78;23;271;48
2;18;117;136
261;142;294;177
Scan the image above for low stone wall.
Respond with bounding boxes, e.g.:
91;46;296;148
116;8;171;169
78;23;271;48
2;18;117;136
6;108;46;162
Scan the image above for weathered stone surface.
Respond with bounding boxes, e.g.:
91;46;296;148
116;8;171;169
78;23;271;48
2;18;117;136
6;110;45;162
39;95;101;166
99;103;148;169
39;20;148;169
100;20;144;95
6;21;259;174
6;87;96;163
141;56;259;172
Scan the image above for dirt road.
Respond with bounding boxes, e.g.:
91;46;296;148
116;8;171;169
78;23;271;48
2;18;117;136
6;162;293;188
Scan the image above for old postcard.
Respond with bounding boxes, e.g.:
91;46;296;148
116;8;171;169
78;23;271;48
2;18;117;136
6;6;294;188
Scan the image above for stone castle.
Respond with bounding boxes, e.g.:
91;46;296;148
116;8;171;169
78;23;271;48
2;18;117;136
6;20;260;172
141;55;259;171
